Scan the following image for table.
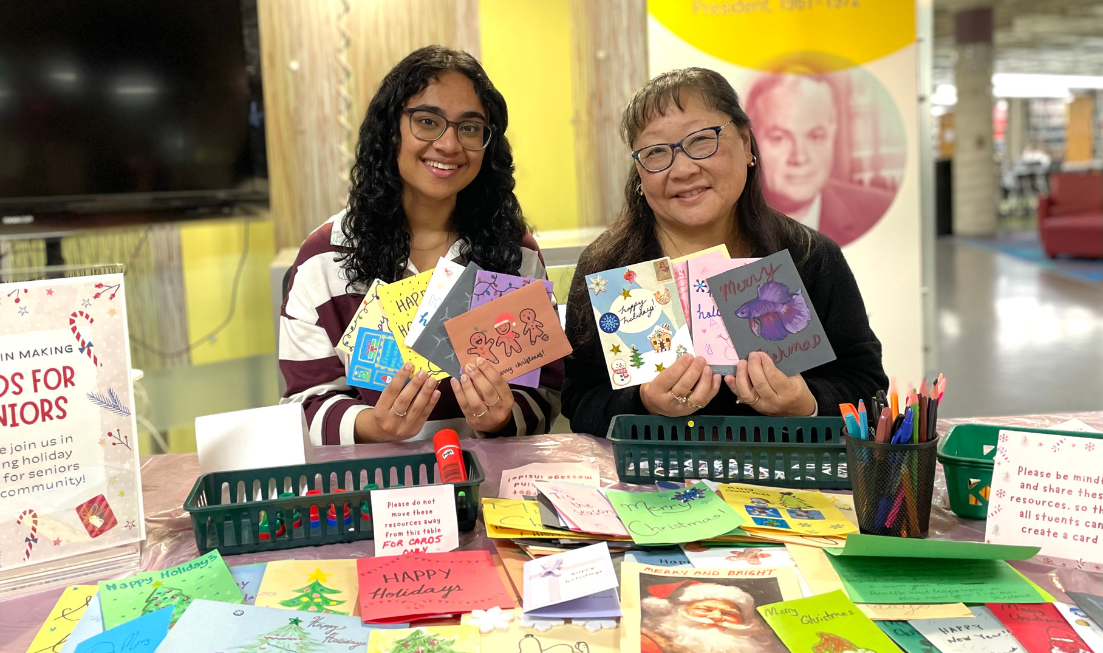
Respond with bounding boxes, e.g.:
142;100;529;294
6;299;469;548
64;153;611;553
5;412;1102;651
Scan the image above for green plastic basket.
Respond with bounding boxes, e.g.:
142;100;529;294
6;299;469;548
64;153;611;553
937;423;1101;520
606;415;849;489
183;451;484;555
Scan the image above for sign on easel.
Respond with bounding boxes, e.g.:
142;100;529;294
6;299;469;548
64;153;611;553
0;273;143;586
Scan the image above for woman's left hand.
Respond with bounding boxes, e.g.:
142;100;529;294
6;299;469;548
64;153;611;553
724;351;816;416
451;357;515;433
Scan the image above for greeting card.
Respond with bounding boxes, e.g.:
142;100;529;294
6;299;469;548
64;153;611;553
911;606;1027;653
367;626;481;653
583;257;693;388
605;483;743;545
230;563;267;605
481;499;627;541
757;590;901;653
498;461;600;500
460;608;619;653
706;249;836;376
255;560;360;616
337;279;389;355
717;483;858;536
687;256;758;374
25;585;98;653
534;481;628;537
681;543;797;569
470;271;555;388
403;258;466;347
987;602;1095;653
74;607;172;653
347;327;404;391
1056;601;1103;652
444;282;571;383
410;263;482;378
98;550;242;629
377;270;449;380
522;542;619;615
59;591;104;653
671;245;728;332
877;621;941;653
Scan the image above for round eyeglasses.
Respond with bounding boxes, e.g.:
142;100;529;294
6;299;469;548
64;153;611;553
631;121;733;173
404;108;493;151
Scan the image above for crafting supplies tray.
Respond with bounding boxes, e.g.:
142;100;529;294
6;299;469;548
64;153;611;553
937;423;1101;520
183;451;484;555
607;415;849;488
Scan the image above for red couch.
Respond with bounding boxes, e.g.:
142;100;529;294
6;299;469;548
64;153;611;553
1038;172;1103;259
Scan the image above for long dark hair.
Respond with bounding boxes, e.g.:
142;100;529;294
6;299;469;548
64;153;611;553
567;67;812;345
340;46;527;287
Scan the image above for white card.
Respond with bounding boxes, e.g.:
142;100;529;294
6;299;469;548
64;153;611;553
370;484;459;555
681;544;797;569
196;403;315;474
1056;602;1103;652
403;258;465;347
522;542;618;613
911;606;1025;653
986;430;1103;568
498;461;600;499
1053;418;1101;433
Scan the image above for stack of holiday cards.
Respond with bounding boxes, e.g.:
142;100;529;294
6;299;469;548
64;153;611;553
522;542;620;620
717;484;858;543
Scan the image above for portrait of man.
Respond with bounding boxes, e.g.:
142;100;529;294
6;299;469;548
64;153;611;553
639;577;787;653
744;73;897;247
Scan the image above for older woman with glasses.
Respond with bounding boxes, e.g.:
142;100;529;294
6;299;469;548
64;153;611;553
563;68;887;438
280;46;561;444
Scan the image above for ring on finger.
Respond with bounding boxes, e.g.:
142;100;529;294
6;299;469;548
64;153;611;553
484;393;502;408
472;408;488;418
390;406;408;418
669;391;688;404
747;393;761;406
687;398;704;410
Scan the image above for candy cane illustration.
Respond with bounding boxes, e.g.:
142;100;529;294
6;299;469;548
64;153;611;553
69;311;100;367
17;509;38;561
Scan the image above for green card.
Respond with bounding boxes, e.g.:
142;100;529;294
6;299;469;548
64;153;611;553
99;550;243;629
757;589;902;652
877;621;941;653
824;534;1039;560
604;483;743;545
825;555;1045;604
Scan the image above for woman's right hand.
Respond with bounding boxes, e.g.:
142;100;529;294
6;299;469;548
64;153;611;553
639;355;721;417
354;363;441;443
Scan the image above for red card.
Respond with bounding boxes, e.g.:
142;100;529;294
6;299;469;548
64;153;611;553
357;551;514;623
443;281;572;382
75;494;118;538
987;603;1094;653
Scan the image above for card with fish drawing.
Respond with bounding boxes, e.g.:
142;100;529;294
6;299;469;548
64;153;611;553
584;257;693;389
706;249;835;376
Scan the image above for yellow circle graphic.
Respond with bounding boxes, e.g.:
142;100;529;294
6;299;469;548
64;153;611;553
650;0;915;71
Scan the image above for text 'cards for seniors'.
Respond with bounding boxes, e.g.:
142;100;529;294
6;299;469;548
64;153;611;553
757;590;902;653
707;248;836;376
522;542;619;617
370;484;459;555
605;483;744;545
357;551;514;624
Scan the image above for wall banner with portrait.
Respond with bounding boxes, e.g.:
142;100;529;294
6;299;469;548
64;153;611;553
648;0;922;381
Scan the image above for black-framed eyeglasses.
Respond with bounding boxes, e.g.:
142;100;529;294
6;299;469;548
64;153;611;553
631;121;733;173
404;108;493;151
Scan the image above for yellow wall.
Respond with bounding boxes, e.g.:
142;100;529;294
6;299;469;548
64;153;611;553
479;0;579;232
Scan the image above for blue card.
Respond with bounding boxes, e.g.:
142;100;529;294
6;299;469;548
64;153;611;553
74;607;172;653
524;588;622;619
60;594;104;653
348;327;403;391
230;563;267;605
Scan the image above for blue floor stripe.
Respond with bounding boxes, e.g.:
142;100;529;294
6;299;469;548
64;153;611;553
962;236;1103;285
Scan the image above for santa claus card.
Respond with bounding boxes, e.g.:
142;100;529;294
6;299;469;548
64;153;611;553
443;281;571;383
757;590;902;653
987;603;1095;653
620;562;800;653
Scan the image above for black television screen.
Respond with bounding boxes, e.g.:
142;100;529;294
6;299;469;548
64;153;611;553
0;0;267;222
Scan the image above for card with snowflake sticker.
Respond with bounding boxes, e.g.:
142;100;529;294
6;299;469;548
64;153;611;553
255;560;360;617
0;273;143;587
604;483;743;545
98;550;242;629
584;258;692;389
670;245;728;334
687;256;759;375
986;429;1103;569
367;626;480;653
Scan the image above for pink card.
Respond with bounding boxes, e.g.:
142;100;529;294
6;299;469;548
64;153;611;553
534;481;629;538
688;257;759;374
672;250;727;331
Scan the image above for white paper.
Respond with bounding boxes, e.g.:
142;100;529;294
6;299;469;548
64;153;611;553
370;484;458;555
403;258;465;347
195;403;315;475
987;430;1103;569
681;544;796;569
1056;602;1103;652
911;606;1025;653
498;461;600;500
1053;418;1101;433
522;542;618;613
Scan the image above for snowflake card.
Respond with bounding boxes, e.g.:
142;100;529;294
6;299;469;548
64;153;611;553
469;271;556;388
687;256;758;375
986;430;1103;570
583;257;692;389
604;483;743;545
706;249;836;376
255;560;360;617
443;281;571;384
336;279;389;355
377;270;450;381
367;626;480;653
670;245;728;334
0;274;144;580
98;550;242;629
409;263;482;379
159;599;404;653
987;602;1095;653
757;590;902;653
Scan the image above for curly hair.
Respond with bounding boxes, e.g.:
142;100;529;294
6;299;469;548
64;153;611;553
340;46;528;287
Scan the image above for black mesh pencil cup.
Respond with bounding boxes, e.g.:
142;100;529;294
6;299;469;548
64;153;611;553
844;434;938;538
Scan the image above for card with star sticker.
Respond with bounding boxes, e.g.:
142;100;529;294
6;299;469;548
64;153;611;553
583;257;693;389
255;560;360;617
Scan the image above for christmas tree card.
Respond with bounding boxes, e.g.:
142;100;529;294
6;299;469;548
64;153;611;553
25;585;98;653
357;551;514;624
987;602;1095;653
367;626;480;653
97;550;242;629
584;257;693;388
377;270;449;381
687;256;758;375
443;281;571;384
706;249;836;376
255;560;360;616
337;279;389;355
409;263;482;379
756;590;902;653
159;599;404;653
403;258;466;347
469;270;556;388
74;606;172;653
716;483;858;537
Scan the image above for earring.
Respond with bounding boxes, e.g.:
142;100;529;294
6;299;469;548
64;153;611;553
749;155;757;167
636;183;644;196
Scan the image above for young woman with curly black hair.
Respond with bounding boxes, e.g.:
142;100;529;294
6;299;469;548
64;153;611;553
280;46;561;444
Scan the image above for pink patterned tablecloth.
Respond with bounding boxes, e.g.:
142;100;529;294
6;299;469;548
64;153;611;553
4;412;1102;651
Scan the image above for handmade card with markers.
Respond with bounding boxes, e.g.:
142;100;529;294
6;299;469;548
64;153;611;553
377;270;449;381
410;263;482;379
717;483;859;536
757;590;903;653
584;257;693;388
337;279;389;355
470;271;555;388
444;281;571;383
706;249;836;376
687;256;758;375
367;626;481;653
255;560;360;616
604;483;743;545
25;585;98;653
671;245;728;332
347;327;404;392
461;608;619;653
404;258;466;347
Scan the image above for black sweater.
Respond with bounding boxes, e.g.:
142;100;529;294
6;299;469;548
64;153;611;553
562;231;889;437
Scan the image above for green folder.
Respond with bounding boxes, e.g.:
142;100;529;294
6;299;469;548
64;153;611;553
824;534;1039;560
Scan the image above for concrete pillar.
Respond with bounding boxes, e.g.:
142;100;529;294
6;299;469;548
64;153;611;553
951;6;998;236
1006;98;1027;165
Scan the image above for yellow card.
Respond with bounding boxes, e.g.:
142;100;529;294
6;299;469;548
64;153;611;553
726;529;848;548
368;626;480;653
718;484;858;536
376;270;449;380
25;585;97;653
482;499;632;541
336;279;389;355
461;608;618;652
670;244;730;264
255;560;359;616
